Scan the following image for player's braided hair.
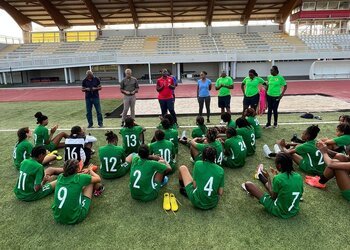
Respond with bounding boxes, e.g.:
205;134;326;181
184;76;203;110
221;112;231;123
275;152;294;176
17;127;29;143
305;125;320;141
154;130;165;141
63;159;79;177
31;145;46;158
105;131;118;143
202;146;217;163
206;128;218;143
226;127;237;138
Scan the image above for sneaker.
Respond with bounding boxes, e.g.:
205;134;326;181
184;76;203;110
263;145;272;159
305;176;326;189
264;124;272;129
163;193;171;211
290;134;298;142
170;193;179;212
161;176;169;187
48;150;58;156
179;187;188;197
93;185;105;197
254;164;264;179
241;183;250;194
274;144;281;154
220;120;225;125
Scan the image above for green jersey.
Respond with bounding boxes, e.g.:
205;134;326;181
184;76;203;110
13;139;33;170
14;158;44;200
246;116;262;139
52;173;92;224
34;125;49;147
271;172;303;219
98;144;129;179
227;119;236;129
119;125;144;155
191;125;207;138
295;140;325;175
242;76;265;97
163;128;179;154
215;77;233;96
223;135;247;168
237;127;256;156
149;139;176;171
333;134;350;147
267;74;286;97
190;160;224;209
196;140;224;165
129;156;167;202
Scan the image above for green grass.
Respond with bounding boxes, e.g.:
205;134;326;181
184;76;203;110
0;100;349;249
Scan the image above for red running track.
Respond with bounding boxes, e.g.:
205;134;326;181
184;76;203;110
0;80;349;102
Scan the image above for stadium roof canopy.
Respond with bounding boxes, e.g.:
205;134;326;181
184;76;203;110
0;0;301;31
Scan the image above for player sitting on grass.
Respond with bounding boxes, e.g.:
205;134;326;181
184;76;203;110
245;108;262;139
34;112;68;152
14;146;63;202
160;118;179;154
52;159;103;225
276;125;325;176
236;117;256;156
242;152;303;219
220;112;236;132
191;115;207;139
129;144;172;202
222;127;247;168
149;130;176;174
321;123;350;153
119;116;146;155
190;128;224;165
65;126;96;168
179;146;224;210
98;131;132;179
305;142;350;200
179;116;207;146
13;127;59;170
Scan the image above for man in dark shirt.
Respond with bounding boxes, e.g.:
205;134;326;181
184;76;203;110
82;70;103;128
120;68;139;127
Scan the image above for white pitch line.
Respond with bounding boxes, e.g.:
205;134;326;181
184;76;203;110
0;121;339;132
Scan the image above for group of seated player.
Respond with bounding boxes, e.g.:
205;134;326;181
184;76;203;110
12;110;350;224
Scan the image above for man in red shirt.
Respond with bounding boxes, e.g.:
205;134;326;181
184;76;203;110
156;69;177;124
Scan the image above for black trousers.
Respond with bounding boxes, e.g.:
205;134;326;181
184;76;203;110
198;96;211;119
266;95;281;126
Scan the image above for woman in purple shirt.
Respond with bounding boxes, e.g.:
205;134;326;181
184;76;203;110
197;71;212;123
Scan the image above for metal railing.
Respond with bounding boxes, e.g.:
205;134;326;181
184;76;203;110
0;35;23;45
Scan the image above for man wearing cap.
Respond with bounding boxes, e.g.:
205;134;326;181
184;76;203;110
82;70;103;128
215;71;234;116
156;69;177;124
120;68;139;127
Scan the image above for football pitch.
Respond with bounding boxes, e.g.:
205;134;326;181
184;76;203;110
1;99;349;249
